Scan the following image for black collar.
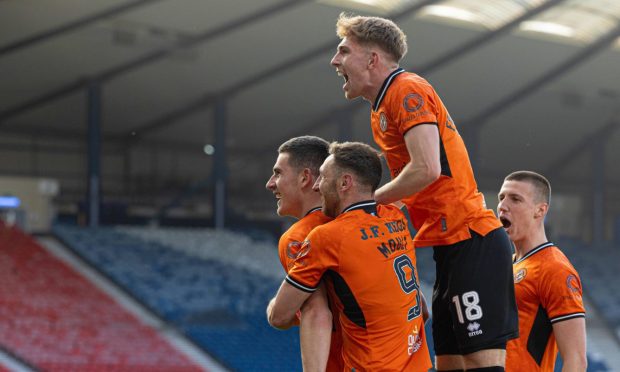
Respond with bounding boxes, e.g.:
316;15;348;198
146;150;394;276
373;67;405;111
514;242;554;264
342;200;377;216
304;206;322;217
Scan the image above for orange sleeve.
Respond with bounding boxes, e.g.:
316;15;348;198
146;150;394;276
392;82;440;135
285;227;338;293
539;263;585;323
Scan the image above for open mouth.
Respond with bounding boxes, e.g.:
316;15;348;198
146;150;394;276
499;216;512;228
337;70;349;86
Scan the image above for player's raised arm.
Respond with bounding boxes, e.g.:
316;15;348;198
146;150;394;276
374;124;440;205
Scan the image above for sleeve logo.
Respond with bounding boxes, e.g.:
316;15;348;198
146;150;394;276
286;241;311;259
566;274;580;293
403;93;424;112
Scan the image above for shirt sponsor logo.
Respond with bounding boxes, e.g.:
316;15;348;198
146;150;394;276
408;326;423;355
403;93;424;112
514;268;527;283
380;112;388;132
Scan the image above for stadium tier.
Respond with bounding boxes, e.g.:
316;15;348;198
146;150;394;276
0;222;202;371
558;239;620;334
4;224;606;371
54;225;301;371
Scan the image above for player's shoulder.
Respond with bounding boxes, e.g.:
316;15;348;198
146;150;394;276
306;210;332;225
537;244;573;265
289;210;331;235
377;204;406;220
391;72;434;94
536;244;580;277
309;212;360;240
306;218;338;238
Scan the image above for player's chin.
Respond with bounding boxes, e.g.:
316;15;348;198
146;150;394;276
276;203;288;216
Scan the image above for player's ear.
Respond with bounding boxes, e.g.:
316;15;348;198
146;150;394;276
340;173;353;191
534;202;548;218
367;51;379;69
300;168;313;188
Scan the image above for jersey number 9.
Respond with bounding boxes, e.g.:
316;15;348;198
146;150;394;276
393;254;421;321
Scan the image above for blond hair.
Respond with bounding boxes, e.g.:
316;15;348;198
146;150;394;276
335;12;407;62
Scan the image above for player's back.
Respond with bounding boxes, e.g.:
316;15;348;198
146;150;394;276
317;203;431;371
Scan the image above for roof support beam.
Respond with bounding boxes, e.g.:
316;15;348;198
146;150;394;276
267;0;569;149
461;23;620;131
0;0;310;125
124;0;442;139
545;120;619;177
416;0;567;73
0;0;163;57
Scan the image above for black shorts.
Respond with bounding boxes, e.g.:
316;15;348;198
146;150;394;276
431;227;519;355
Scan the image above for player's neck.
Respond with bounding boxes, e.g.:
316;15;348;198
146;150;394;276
337;193;374;216
514;228;548;261
298;193;323;220
365;65;400;104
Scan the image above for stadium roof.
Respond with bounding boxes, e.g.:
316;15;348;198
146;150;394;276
0;0;619;220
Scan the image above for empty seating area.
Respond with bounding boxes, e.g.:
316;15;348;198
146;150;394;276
0;222;202;371
54;224;301;371
558;239;620;336
6;221;609;371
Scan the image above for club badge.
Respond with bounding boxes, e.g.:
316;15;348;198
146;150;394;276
380;112;388;132
514;268;527;283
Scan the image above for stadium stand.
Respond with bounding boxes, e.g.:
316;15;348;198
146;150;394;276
48;224;617;371
0;221;202;371
559;239;620;338
54;224;301;371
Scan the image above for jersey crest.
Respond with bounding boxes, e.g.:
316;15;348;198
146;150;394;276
379;112;388;132
514;268;527;283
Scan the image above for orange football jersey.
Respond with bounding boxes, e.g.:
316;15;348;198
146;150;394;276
370;68;500;247
277;207;343;372
287;201;432;372
278;207;332;272
506;242;585;372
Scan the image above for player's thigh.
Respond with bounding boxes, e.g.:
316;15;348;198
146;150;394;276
431;245;460;356
435;354;464;371
463;348;506;368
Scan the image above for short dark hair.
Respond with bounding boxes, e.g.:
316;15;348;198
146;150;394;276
278;136;330;177
505;170;551;204
329;141;382;192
